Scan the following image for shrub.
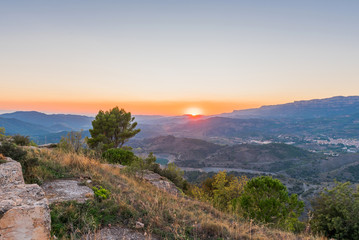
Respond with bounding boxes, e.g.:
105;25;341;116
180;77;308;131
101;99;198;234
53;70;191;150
12;134;31;146
102;148;135;165
310;181;359;240
237;176;304;231
50;200;122;239
189;171;247;212
58;131;84;153
155;163;190;191
92;186;111;202
0;142;40;183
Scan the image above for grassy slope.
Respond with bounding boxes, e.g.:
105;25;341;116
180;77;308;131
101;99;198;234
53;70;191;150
27;148;324;240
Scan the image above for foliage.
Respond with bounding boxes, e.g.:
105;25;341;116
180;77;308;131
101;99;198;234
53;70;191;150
92;186;111;201
190;171;248;212
310;181;359;240
87;107;140;152
58;131;84;153
30;147;312;240
0;127;5;140
50;200;124;239
238;176;304;231
0;141;40;183
102;148;135;165
126;153;190;191
12;134;31;146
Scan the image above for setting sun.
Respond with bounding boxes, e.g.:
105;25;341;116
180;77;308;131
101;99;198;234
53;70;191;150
185;107;203;116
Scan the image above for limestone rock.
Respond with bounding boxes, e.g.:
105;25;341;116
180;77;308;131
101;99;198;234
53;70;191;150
42;179;94;204
141;171;181;195
0;158;25;187
0;158;51;240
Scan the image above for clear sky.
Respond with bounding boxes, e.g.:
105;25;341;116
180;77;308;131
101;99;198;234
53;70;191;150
1;1;358;115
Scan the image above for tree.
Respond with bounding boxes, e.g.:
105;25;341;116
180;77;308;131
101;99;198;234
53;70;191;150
87;107;140;151
238;176;304;231
310;181;359;240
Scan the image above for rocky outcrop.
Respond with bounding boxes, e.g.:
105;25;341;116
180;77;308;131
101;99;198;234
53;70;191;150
42;179;94;204
141;171;181;195
0;158;51;240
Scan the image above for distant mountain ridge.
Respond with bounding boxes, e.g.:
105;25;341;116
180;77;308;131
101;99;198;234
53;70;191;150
0;111;94;130
220;96;359;119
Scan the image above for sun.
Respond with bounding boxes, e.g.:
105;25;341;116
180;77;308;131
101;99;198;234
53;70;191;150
185;107;203;116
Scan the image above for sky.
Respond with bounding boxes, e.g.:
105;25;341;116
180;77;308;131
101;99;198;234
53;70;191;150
1;1;358;116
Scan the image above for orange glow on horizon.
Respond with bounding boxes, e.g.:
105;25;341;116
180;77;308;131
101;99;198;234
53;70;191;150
0;100;264;116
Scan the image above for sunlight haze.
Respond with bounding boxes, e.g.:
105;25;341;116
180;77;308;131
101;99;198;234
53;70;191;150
1;1;358;115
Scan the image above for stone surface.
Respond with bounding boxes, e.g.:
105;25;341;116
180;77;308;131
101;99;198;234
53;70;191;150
0;158;51;240
42;179;94;204
82;226;158;240
0;157;25;188
141;171;181;195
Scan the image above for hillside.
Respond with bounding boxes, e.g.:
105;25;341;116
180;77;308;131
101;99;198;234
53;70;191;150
0;111;93;130
221;96;359;120
0;146;320;240
0;117;51;136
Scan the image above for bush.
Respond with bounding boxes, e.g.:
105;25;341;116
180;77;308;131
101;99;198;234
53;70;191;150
12;134;31;146
50;200;123;239
310;181;359;240
189;171;247;212
58;131;84;153
102;148;135;165
155;163;190;192
0;141;40;183
92;186;111;202
238;176;304;231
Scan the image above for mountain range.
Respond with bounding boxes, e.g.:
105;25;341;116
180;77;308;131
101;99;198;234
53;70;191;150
1;96;359;144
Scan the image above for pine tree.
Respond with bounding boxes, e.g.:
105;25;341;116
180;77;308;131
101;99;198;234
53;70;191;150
87;107;140;151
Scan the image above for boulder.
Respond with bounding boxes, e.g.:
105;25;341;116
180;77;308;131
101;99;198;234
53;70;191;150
0;158;25;187
141;171;181;195
0;158;51;240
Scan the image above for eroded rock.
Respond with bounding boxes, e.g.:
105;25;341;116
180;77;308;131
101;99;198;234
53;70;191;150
141;171;181;195
0;157;25;187
0;158;51;240
42;179;94;204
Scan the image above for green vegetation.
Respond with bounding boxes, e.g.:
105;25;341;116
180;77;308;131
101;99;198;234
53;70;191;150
0;127;5;139
238;176;304;231
0;141;41;183
190;171;248;212
190;173;304;232
50;199;123;239
102;148;135;165
87;107;140;151
12;134;31;146
92;186;111;201
58;131;84;153
310;181;359;240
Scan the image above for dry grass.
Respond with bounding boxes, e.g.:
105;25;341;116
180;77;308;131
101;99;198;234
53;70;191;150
30;148;325;240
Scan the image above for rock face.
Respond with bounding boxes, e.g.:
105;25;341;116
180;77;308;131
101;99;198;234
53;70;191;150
141;171;181;195
42;179;94;204
0;158;51;240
